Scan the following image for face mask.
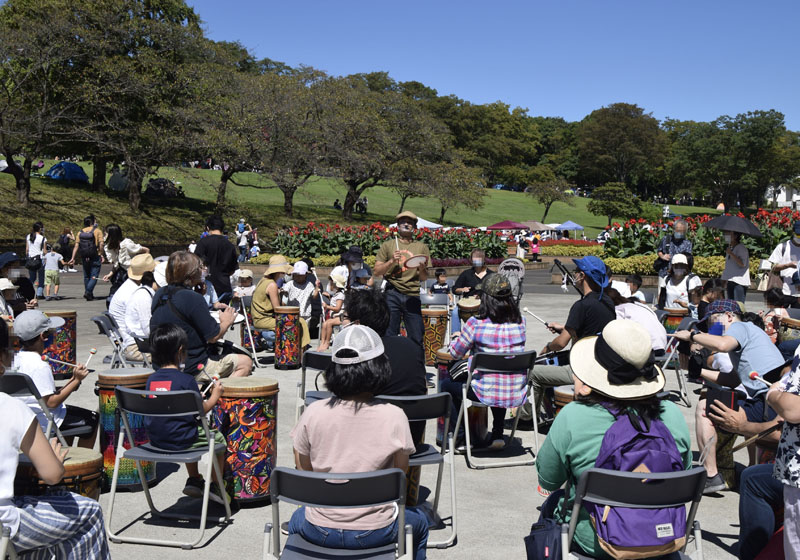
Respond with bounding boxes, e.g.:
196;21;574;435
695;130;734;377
672;268;687;278
8;269;22;279
200;270;207;283
350;262;362;270
472;260;484;268
724;234;732;244
708;322;725;336
673;232;685;241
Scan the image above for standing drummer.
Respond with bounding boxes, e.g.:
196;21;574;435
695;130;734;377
374;211;431;347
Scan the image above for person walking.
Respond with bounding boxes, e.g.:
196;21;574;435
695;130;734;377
69;215;104;301
24;222;46;298
721;230;750;303
56;228;76;272
102;224;149;301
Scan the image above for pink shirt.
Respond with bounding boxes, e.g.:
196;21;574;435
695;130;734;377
291;398;416;530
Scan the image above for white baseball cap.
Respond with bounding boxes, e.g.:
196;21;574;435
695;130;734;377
331;325;384;365
292;261;309;275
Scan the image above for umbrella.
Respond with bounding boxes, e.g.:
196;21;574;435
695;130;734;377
520;220;554;231
487;220;528;230
557;220;584;231
702;215;762;238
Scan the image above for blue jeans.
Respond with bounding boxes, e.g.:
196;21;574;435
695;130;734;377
82;256;102;296
238;246;248;262
450;305;461;334
385;288;424;348
779;337;800;361
726;282;747;304
28;265;44;297
738;464;783;560
288;506;428;559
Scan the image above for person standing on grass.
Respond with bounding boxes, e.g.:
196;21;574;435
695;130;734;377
194;215;238;305
69;215;104;301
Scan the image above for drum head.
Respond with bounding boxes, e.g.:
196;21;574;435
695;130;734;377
404;255;427;268
97;367;153;388
435;347;453;362
63;448;103;476
458;297;480;310
422;308;448;317
274;306;300;314
221;376;279;397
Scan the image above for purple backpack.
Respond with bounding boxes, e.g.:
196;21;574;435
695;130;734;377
585;407;686;559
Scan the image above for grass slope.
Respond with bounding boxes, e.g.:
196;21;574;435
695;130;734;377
0;160;719;242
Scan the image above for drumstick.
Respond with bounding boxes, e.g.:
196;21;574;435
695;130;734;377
749;372;771;386
41;355;80;368
394;232;399;251
84;348;97;368
201;375;220;396
522;307;549;327
731;423;782;453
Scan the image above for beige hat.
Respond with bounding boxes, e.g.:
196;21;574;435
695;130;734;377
128;254;156;281
569;319;665;400
239;269;254;279
395;210;418;223
264;255;293;277
0;278;17;292
330;273;347;289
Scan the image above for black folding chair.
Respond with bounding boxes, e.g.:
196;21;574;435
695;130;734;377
263;467;412;560
91;315;129;368
296;351;331;421
106;387;231;549
378;393;456;548
561;467;707;559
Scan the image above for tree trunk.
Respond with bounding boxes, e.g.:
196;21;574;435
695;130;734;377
91;156;107;192
541;202;553;223
398;193;409;214
342;187;358;220
439;205;447;224
607;215;612;226
128;167;143;212
215;167;234;215
281;185;296;217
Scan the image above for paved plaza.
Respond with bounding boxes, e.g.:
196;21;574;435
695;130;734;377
35;267;763;559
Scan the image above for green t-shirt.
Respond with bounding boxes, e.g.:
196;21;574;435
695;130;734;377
535;400;692;559
375;238;431;296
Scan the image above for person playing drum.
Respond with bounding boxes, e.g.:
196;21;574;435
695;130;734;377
441;275;527;450
252;255;311;352
145;323;228;505
451;249;494;333
150;251;252;379
0;320;111;559
373;211;430;348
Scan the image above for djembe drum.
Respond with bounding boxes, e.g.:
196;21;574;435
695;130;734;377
212;377;279;502
42;310;76;378
662;307;689;334
779;316;800;346
422;308;448;365
275;306;301;369
553;385;575;417
457;297;480;324
96;367;155;489
16;447;103;500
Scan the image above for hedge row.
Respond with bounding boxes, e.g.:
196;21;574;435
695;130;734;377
603;253;761;277
540;245;604;257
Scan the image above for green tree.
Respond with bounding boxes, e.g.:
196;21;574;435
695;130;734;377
587;182;642;226
528;177;575;222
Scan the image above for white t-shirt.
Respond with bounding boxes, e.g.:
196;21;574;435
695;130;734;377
188;242;197;253
664;274;702;308
615;302;667;352
768;240;800;295
26;234;45;258
124;285;155;341
104;238;143;270
108;278;140;348
12;351;65;429
0;393;36;536
722;243;750;287
283;280;315;319
42;252;61;271
631;290;647;303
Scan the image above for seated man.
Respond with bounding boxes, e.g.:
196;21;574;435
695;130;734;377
672;299;785;493
738;463;785;560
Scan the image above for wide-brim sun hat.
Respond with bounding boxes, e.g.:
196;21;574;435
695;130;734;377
330;273;347;289
569;319;665;400
264;255;293;276
395;210;418;223
128;253;155;281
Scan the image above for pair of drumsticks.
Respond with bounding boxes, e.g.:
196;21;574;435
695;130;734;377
41;348;97;369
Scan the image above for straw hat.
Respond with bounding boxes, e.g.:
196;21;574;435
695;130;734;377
569;319;665;400
264;255;292;277
128;254;155;281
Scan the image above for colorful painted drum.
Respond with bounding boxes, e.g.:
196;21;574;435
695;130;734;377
553;385;575;416
457;297;480;323
240;308;263;350
661;308;688;334
422;309;448;366
435;352;488;445
212;377;279;502
275;306;301;370
97;368;155;489
16;447;104;501
43;310;77;377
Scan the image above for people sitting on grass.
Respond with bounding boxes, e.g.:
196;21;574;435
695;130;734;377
672;299;785;493
316;273;346;352
150;251;252;379
442;274;527;450
289;325;429;558
144;323;228;506
536;320;692;558
12;310;98;449
251;255;311;352
0;320;111;559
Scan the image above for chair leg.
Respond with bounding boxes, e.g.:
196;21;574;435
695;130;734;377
104;438;126;543
693;520;703;560
427;432;457;549
464;392;536;469
530;386;540;455
676;364;691;407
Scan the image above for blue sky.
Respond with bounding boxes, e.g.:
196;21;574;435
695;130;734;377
188;0;800;130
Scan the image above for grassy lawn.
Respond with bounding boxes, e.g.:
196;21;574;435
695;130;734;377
0;160;720;243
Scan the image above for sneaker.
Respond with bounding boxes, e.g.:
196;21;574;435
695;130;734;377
45;296;52;301
489;437;506;450
208;482;230;506
68;268;77;273
182;476;204;499
703;473;727;494
280;521;290;536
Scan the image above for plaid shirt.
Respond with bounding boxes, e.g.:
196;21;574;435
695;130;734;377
448;316;528;408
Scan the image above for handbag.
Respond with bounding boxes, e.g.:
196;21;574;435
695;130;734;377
765;241;791;291
25;255;41;269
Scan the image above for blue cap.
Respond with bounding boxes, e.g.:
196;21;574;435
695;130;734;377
0;252;19;270
793;221;800;235
353;268;370;279
702;299;742;322
572;256;609;289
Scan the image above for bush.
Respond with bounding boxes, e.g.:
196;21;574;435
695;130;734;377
603;254;762;277
540;245;604;257
249;253;377;267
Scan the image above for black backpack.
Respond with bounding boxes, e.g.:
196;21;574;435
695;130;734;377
77;226;97;259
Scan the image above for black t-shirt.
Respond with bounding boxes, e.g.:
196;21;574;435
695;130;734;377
145;367;201;450
150;286;218;373
453;268;494;297
194;234;238;295
564;292;616;339
380;336;427;397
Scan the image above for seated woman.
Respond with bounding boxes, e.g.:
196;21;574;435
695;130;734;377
0;320;111;559
251;255;311;351
657;253;701;310
150;251;252;379
289;324;428;558
536;320;692;558
441;274;527;450
607;282;667;355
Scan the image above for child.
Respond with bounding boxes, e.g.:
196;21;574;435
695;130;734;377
316;274;346;351
349;268;372;291
429;268;453;305
0;278;18;320
625;274;646;303
145;323;228;505
762;288;789;344
687;285;702;320
42;244;65;301
234;269;256;298
12;310;98;448
530;235;540;262
283;261;319;322
697;278;725;330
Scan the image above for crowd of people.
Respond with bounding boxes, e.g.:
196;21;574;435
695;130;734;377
1;210;800;558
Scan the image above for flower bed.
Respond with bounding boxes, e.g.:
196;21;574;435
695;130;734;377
603;254;761;277
269;222;507;260
249;253;513;268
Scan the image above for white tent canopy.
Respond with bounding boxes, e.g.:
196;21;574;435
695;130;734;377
389;217;442;229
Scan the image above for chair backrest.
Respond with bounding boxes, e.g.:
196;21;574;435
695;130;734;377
676;317;697;331
377;393;452;423
241;295;253;312
468;351;537;375
568;467;707;545
420;293;449;307
134;337;152;354
270;467;406;509
91;315;119;342
788;307;800;320
114;387;204;418
0;373;42;399
302;351;331;372
103;311;121;332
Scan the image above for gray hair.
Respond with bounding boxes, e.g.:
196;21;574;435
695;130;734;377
673;219;688;231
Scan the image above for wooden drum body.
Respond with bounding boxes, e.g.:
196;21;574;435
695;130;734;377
422;309;448;366
275;306;301;370
662;307;688;335
553;385;575;417
43;311;77;377
16;447;103;501
457;297;480;323
97;368;155;489
212;377;279;502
